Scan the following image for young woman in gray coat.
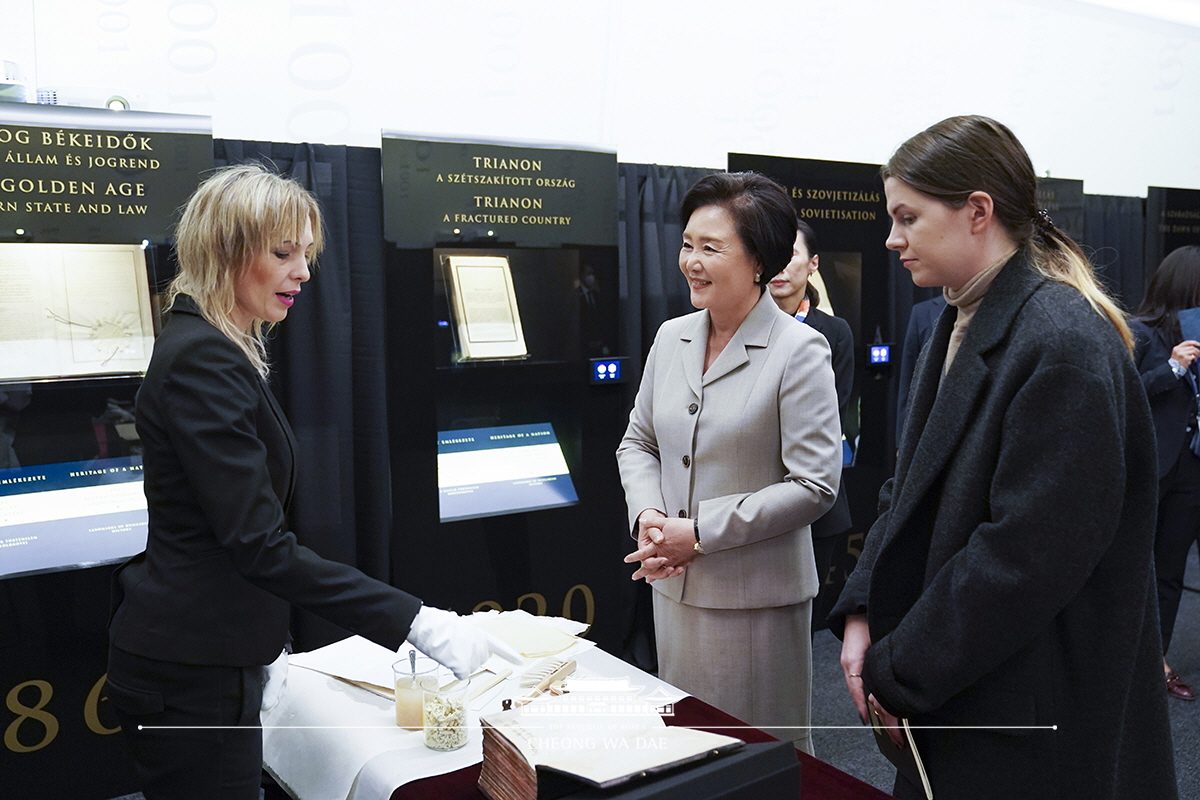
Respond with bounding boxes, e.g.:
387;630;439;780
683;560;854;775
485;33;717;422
832;116;1176;800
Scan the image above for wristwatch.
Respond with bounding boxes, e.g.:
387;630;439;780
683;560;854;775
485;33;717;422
1170;358;1187;378
693;518;705;554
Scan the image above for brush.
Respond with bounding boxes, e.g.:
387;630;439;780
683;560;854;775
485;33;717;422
514;659;576;707
519;657;571;687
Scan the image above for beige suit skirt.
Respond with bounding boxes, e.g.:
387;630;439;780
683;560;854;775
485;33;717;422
653;590;813;753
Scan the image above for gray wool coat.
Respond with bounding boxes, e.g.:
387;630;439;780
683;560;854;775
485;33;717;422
832;252;1176;800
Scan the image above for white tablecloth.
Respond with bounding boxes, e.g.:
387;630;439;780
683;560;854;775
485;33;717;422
262;637;688;800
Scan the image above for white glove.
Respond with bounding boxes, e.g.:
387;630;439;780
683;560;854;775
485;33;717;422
407;606;522;679
260;649;289;712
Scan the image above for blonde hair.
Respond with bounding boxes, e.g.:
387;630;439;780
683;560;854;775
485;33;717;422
883;116;1132;352
169;163;324;377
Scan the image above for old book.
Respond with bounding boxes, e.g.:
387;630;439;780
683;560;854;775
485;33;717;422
477;697;742;800
441;254;528;361
867;704;932;799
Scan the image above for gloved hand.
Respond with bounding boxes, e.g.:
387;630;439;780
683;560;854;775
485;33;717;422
407;606;522;679
260;649;289;712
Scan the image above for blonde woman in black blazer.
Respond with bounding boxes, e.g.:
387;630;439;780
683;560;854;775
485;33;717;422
106;164;512;799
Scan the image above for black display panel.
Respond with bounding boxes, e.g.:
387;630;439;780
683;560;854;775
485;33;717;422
382;133;628;658
0;104;211;244
1146;186;1200;295
380;136;617;249
727;152;893;467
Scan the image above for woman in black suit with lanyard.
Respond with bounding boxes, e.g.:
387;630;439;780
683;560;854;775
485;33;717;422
768;219;855;621
1131;245;1200;702
106;164;514;799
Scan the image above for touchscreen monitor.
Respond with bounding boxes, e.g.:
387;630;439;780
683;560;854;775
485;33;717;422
0;455;147;579
437;422;579;523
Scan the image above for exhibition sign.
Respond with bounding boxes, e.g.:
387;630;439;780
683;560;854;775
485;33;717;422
382;134;627;657
727;152;892;444
0;104;211;243
1;107;211;800
1146;185;1200;278
727;153;892;630
381;134;617;248
1036;177;1085;245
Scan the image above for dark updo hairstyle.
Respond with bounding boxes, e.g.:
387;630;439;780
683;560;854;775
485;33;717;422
680;172;796;286
795;217;821;307
1136;245;1200;343
883;115;1131;351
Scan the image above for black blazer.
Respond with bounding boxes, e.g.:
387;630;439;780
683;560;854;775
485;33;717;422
109;296;421;667
1131;318;1198;479
803;306;853;538
832;255;1174;799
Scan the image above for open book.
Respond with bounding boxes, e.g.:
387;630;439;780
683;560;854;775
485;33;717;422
478;696;743;800
867;704;932;799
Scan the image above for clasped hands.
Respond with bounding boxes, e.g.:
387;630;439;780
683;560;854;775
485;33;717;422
623;509;698;582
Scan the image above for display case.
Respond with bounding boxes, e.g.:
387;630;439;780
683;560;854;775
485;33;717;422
383;135;631;653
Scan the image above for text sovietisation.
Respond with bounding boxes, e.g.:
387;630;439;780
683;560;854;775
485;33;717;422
787;186;883;222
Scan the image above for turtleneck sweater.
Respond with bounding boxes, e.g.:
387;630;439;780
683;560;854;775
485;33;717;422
941;248;1018;374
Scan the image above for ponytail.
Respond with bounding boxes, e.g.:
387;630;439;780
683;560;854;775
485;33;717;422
1028;223;1133;353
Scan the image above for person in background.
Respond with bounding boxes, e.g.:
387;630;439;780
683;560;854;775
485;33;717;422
617;171;841;753
1131;244;1200;702
895;294;946;437
768;219;855;621
105;163;515;800
832;116;1175;799
0;385;32;469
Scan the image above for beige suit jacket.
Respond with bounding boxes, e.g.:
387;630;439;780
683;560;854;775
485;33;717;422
617;291;842;609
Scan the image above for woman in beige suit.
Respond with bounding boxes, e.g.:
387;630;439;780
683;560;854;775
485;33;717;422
617;172;842;752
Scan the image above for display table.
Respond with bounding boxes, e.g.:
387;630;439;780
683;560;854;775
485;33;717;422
392;697;893;800
263;637;893;800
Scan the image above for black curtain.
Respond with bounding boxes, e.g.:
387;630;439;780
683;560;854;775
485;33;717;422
617;163;717;384
1083;194;1147;311
213;140;392;651
613;163;715;670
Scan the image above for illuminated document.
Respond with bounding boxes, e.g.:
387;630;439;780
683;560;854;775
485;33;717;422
0;243;155;381
442;254;528;361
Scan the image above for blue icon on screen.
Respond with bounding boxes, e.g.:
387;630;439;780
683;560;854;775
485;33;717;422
589;358;625;383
